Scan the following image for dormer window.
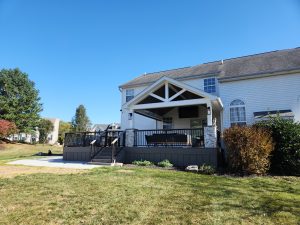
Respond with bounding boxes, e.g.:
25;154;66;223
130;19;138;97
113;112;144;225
126;89;134;102
204;78;216;93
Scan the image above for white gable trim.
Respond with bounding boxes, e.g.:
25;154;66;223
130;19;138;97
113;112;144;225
123;76;218;108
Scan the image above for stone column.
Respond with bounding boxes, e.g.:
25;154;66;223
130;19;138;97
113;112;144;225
204;126;217;148
125;129;137;147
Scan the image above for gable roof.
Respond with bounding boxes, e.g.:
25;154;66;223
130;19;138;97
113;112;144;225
124;76;218;108
120;47;300;88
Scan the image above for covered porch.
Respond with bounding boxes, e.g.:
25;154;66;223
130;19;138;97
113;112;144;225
123;77;223;148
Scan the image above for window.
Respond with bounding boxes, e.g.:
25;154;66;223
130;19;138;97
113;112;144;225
204;78;216;93
230;99;246;126
126;89;134;102
163;117;173;129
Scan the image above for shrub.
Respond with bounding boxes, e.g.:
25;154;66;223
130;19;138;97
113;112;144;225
198;164;215;175
132;160;153;166
157;159;173;168
255;117;300;176
0;119;18;138
223;126;273;175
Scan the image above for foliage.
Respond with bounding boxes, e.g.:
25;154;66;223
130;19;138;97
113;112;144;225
198;164;215;175
157;159;173;168
0;119;18;138
38;119;54;144
132;160;153;166
71;105;91;132
58;121;71;144
255;117;300;176
223;126;273;175
0;68;42;133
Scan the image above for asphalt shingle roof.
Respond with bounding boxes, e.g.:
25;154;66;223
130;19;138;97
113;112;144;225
120;47;300;88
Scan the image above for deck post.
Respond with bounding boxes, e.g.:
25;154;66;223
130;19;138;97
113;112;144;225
125;129;137;147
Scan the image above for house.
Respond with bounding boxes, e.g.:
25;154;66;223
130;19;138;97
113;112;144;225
91;123;121;132
45;118;60;145
9;118;60;145
64;47;300;167
9;130;39;144
120;47;300;133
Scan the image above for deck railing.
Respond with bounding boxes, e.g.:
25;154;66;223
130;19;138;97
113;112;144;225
64;130;126;147
134;128;204;147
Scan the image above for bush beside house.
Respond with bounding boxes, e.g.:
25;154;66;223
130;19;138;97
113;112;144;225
255;117;300;176
223;126;273;175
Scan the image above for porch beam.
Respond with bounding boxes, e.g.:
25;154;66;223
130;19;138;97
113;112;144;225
131;98;210;110
149;93;166;102
169;84;186;99
165;82;169;100
168;89;186;101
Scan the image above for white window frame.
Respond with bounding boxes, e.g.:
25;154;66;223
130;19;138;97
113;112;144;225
230;99;246;126
204;78;216;93
126;89;134;102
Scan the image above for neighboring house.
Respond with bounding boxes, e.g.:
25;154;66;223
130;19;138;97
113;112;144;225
9;130;39;143
91;123;120;132
64;47;300;167
45;118;60;145
9;118;60;145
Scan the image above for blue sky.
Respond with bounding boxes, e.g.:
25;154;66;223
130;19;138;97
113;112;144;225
0;0;300;124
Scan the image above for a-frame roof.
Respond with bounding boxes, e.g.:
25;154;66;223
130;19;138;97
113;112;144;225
124;76;219;109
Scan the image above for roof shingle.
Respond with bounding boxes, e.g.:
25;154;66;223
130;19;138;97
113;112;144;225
120;47;300;88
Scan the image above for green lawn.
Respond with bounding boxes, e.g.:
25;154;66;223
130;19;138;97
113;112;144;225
0;144;299;225
0;143;62;164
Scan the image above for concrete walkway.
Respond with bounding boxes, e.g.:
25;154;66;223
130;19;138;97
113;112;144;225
7;156;102;170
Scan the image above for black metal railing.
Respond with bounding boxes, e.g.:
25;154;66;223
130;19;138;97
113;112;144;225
64;130;126;147
134;128;204;147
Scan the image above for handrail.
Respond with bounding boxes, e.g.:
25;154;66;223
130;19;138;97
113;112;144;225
134;128;204;147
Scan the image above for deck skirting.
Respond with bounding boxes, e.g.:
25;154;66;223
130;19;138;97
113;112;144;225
63;146;218;167
123;147;217;167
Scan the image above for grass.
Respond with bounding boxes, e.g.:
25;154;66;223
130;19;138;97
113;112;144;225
0;143;62;164
0;144;299;225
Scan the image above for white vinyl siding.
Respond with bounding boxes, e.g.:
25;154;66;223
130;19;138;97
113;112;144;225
220;73;300;130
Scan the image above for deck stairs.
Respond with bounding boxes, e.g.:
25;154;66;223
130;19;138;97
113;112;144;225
88;147;123;166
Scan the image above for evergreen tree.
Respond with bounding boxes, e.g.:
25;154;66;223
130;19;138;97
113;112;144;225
0;68;42;132
71;105;91;132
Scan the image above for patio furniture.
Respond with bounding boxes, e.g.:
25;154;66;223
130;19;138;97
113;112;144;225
145;133;188;146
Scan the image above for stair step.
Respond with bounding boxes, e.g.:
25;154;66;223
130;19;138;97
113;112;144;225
93;156;112;159
88;162;123;166
93;158;111;162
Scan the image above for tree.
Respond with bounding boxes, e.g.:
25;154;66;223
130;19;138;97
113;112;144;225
0;68;42;133
0;119;18;138
58;121;71;144
71;105;91;132
38;119;54;144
